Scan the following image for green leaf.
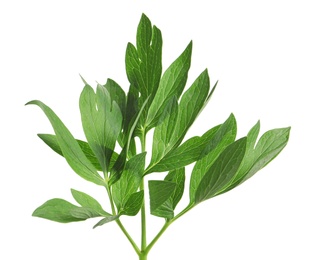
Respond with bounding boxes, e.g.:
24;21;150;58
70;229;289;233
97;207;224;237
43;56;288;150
93;215;120;229
125;14;162;131
195;137;247;204
26;100;104;186
103;78;126;121
70;207;102;219
112;153;146;211
169;69;210;148
189;113;237;202
145;42;192;129
148;97;178;170
147;124;221;173
37;134;118;172
71;189;109;216
108;97;150;186
121;191;144;216
164;168;185;210
32;199;85;223
80;84;122;174
149;180;176;219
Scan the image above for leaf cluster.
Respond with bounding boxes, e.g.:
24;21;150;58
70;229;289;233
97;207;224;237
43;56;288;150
26;13;290;258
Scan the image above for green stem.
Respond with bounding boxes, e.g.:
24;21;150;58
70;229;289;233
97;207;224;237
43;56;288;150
145;204;195;255
106;185;141;255
139;130;147;252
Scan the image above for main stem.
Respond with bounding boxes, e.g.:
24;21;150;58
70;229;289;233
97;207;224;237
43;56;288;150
139;130;147;255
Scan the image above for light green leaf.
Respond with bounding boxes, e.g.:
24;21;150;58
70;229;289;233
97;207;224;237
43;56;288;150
112;153;146;211
164;168;185;210
148;97;178;170
195;137;247;204
37;134;118;172
147;124;221;173
149;180;176;219
145;42;192;129
79;84;122;174
26;100;104;186
121;191;144;216
32;199;85;223
71;189;109;216
93;215;120;229
70;207;102;219
169;69;210;148
189;113;237;202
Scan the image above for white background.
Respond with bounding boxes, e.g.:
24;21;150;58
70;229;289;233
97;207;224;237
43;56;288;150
1;0;324;259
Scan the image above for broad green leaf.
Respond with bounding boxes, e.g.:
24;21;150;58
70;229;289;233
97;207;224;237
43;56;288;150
80;85;122;174
71;189;109;216
148;97;178;170
103;78;126;120
93;215;120;229
195;137;247;204
38;134;118;171
221;126;290;194
32;199;85;223
147;124;221;173
149;180;176;219
108;97;150;186
112;153;146;211
169;69;210;148
189;113;237;202
145;42;192;129
164;168;185;209
121;191;144;216
26;100;104;186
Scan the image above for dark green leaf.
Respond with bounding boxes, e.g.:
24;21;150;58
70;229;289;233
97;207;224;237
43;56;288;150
32;199;85;223
145;42;192;129
37;134;118;171
169;69;210;148
112;153;146;211
189;114;237;202
121;191;144;216
26;100;104;186
79;85;122;174
195;137;247;204
164;168;185;209
71;189;109;216
149;180;176;219
93;215;120;229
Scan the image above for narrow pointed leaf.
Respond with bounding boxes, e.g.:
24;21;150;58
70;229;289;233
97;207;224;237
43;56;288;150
164;168;185;209
32;199;85;223
71;189;109;216
26;100;104;186
146;42;192;129
121;191;144;216
195;137;247;204
38;134;118;171
93;215;120;228
149;180;176;219
80;85;122;173
189;113;237;202
169;69;210;148
112;153;146;211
